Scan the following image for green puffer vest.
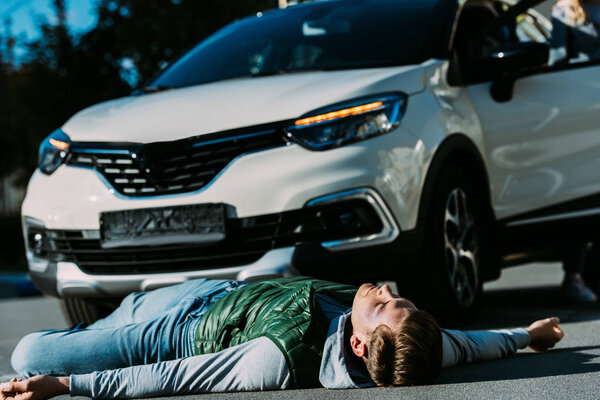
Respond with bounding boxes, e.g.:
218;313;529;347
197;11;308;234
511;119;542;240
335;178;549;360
193;276;357;388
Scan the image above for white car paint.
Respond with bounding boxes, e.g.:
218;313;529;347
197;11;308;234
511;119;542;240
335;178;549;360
467;63;600;219
62;66;426;143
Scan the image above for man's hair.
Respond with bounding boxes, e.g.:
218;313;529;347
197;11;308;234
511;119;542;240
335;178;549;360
365;310;442;386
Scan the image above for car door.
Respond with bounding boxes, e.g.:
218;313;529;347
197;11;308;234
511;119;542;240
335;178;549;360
451;0;600;222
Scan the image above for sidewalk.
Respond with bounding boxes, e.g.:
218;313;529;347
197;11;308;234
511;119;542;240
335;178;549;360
0;274;40;299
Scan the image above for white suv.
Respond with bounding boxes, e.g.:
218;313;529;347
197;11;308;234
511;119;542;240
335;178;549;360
22;0;600;323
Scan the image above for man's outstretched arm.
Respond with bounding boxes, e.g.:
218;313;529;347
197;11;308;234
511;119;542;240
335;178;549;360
442;317;564;368
1;337;290;400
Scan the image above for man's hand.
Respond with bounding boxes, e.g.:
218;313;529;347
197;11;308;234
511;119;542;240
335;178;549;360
0;376;70;400
526;317;564;352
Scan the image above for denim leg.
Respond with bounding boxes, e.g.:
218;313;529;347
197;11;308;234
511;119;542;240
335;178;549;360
13;296;195;377
12;279;247;377
89;278;244;329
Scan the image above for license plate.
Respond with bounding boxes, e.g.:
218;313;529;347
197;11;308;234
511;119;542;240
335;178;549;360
100;203;226;249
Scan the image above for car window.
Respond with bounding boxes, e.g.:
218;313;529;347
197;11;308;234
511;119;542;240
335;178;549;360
516;9;552;43
451;0;600;85
449;0;552;84
549;0;600;65
489;0;600;67
449;1;507;84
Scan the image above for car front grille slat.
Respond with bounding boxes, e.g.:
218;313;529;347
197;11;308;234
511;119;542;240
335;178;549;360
67;125;288;197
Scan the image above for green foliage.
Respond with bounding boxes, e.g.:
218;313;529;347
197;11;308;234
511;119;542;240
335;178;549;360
0;0;276;185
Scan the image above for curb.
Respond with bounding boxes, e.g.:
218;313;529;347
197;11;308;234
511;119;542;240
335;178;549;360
0;274;41;299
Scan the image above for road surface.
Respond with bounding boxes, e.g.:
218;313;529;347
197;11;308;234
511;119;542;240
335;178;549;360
2;262;600;399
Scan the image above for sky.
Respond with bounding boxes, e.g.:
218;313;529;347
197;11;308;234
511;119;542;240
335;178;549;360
0;0;97;40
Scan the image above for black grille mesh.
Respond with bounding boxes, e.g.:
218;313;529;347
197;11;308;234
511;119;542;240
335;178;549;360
67;126;288;197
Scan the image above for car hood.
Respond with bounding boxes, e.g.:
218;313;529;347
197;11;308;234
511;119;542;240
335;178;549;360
62;65;427;143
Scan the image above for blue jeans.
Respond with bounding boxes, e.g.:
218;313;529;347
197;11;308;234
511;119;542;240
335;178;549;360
11;279;246;377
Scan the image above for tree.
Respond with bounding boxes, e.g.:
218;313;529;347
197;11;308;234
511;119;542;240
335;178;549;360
0;0;275;184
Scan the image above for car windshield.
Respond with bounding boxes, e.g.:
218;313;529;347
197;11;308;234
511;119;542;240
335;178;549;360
145;0;456;90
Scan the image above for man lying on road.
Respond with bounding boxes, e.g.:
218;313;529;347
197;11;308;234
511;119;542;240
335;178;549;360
1;277;564;399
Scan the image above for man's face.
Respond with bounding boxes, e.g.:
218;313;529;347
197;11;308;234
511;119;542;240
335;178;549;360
349;283;417;358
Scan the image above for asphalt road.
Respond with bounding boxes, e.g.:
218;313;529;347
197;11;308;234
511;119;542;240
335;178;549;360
2;262;600;399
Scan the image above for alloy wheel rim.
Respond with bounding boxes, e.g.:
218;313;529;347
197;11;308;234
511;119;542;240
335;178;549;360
443;188;479;308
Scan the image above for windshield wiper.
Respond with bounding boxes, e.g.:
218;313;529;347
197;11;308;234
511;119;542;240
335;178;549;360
250;69;324;78
133;85;174;95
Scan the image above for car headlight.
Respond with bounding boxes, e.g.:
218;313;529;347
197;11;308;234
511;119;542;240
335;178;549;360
285;93;407;150
38;129;71;175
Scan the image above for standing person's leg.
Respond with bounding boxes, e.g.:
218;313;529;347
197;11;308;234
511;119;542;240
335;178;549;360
11;279;246;377
562;242;597;303
581;241;600;292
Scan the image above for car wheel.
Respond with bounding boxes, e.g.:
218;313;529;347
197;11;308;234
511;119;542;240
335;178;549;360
61;297;115;326
416;166;488;323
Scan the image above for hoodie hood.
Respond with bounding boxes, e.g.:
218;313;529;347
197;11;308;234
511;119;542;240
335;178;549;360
319;311;375;389
62;65;427;143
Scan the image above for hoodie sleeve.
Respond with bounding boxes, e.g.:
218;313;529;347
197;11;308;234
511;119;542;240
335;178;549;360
70;337;290;399
441;328;531;368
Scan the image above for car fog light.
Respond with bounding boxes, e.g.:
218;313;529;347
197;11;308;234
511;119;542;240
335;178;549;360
323;210;363;231
319;202;383;235
33;233;44;256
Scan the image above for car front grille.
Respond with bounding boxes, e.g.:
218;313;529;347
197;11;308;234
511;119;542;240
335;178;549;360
26;199;383;275
67;124;288;197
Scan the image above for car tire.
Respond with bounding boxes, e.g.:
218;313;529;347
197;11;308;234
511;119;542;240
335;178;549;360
412;166;490;323
61;297;115;326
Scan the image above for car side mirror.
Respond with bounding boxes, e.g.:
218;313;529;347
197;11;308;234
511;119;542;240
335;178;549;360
485;42;549;102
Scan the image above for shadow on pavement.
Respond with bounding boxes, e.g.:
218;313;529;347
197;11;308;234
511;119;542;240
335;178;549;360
485;285;569;307
436;345;600;384
454;285;600;330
